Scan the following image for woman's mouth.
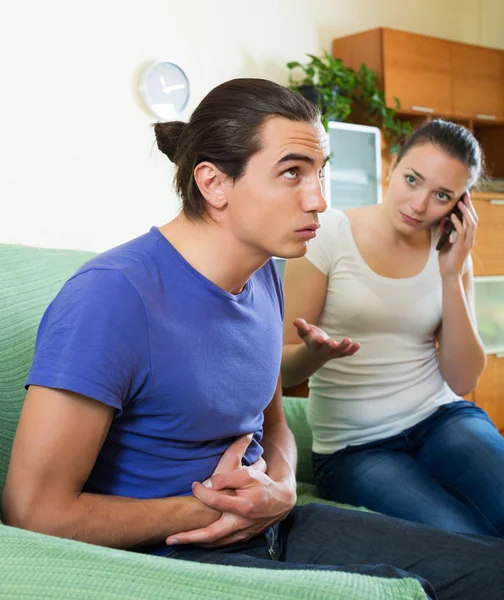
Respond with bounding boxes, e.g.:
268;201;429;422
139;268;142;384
400;212;422;226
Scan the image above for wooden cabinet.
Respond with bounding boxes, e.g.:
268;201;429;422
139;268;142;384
332;28;504;120
472;195;504;276
382;29;453;116
473;354;504;433
452;44;504;121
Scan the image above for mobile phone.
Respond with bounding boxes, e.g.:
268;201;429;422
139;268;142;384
435;195;465;251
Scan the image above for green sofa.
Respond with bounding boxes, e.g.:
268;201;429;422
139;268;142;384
0;243;428;599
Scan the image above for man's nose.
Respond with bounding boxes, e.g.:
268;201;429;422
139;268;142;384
303;183;327;214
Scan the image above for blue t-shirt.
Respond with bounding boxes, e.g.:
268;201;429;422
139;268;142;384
27;227;284;554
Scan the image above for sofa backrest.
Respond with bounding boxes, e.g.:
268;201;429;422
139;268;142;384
0;243;314;519
281;395;313;485
0;244;95;515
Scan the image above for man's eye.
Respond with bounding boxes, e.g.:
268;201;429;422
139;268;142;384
283;168;298;180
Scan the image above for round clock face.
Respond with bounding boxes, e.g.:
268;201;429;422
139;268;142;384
140;60;190;120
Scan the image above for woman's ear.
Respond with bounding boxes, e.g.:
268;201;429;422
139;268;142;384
193;162;228;210
387;154;398;181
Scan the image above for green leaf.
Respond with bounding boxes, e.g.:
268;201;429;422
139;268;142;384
285;49;413;154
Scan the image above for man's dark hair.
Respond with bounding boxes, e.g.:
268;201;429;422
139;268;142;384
154;78;320;219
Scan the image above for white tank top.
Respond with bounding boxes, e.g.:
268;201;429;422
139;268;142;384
305;208;465;454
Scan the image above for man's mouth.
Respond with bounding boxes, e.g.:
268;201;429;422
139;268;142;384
295;223;320;239
296;223;320;233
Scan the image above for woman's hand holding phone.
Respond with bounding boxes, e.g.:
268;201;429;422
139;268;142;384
435;198;465;251
437;192;478;279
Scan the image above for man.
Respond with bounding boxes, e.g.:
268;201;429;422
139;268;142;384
3;79;503;600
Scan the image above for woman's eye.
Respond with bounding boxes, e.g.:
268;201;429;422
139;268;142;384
437;192;450;201
283;168;298;180
318;169;325;180
406;175;416;185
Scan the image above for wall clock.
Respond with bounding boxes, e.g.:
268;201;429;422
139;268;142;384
139;60;190;120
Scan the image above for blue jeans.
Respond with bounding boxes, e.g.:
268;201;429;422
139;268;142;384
313;401;504;537
172;503;504;600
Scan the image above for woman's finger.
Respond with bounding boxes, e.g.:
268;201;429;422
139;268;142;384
344;343;361;356
328;340;357;357
457;201;476;249
450;205;465;236
464;192;479;224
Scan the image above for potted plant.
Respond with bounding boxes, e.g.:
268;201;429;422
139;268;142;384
287;51;357;129
287;53;413;153
354;63;413;154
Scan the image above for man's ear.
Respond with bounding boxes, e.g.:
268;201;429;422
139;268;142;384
193;162;228;209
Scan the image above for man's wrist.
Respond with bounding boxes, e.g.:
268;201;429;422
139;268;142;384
275;475;297;506
178;495;221;529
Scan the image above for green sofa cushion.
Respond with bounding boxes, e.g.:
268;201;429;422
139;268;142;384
0;524;427;600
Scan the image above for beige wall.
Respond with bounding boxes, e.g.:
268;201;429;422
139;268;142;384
1;0;502;251
316;0;504;51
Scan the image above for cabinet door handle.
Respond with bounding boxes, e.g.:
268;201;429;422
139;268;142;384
476;114;497;121
489;199;504;205
411;105;434;113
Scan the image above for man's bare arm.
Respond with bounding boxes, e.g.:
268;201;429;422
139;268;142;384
2;386;223;549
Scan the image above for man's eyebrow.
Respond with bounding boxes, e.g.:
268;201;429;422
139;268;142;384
275;153;330;168
407;168;454;194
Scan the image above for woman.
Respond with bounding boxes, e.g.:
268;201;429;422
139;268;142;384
282;119;504;537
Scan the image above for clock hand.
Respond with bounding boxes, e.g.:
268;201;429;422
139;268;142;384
161;83;186;94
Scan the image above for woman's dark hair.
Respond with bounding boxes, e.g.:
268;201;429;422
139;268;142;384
395;119;484;188
154;78;320;219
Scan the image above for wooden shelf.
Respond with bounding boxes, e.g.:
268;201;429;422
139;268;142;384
472;192;504;201
474;125;504;180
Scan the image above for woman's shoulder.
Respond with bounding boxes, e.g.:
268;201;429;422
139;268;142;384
319;207;351;231
320;205;378;236
343;204;378;225
314;209;351;250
